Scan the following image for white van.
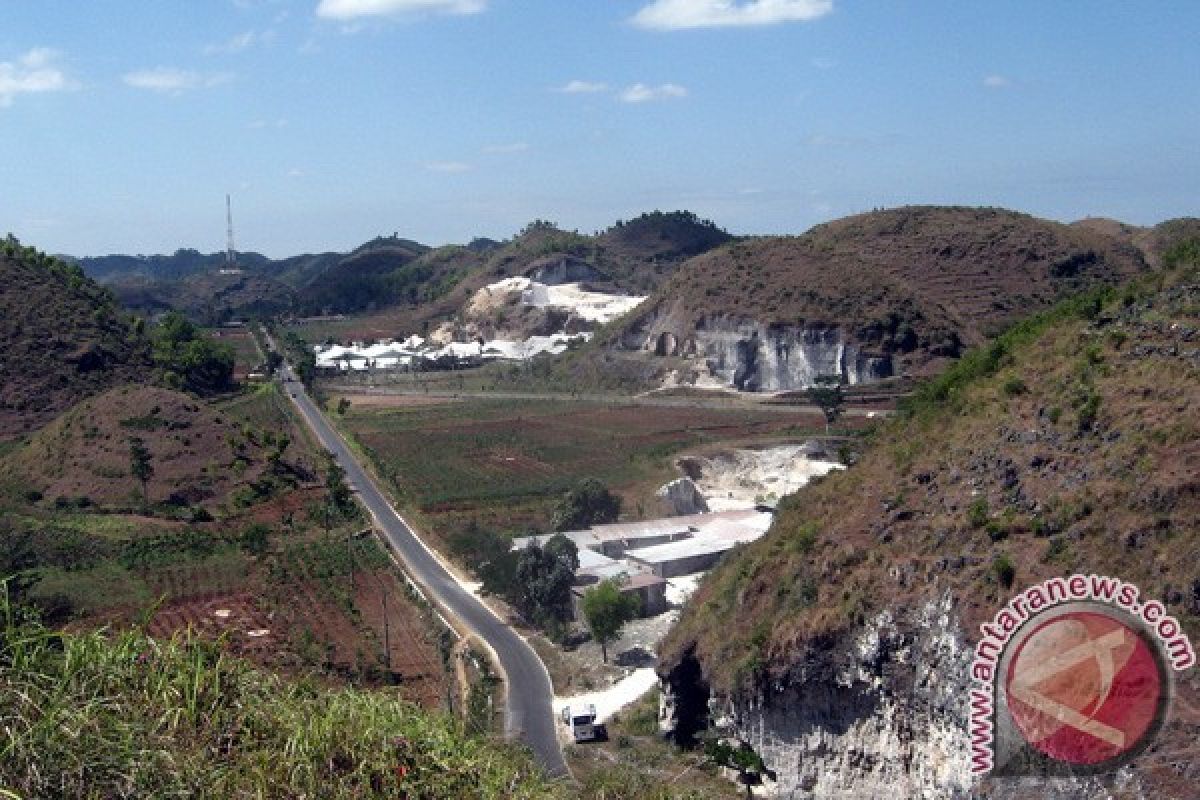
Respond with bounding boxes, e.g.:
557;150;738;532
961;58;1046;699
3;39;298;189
560;704;600;743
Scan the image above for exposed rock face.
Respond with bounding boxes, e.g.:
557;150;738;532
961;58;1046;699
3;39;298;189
656;477;710;516
625;310;891;391
696;320;892;391
525;255;607;285
659;594;1142;799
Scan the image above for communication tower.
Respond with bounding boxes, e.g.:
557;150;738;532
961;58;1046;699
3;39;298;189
222;194;242;274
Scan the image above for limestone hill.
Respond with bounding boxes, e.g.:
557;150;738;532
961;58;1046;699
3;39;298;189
609;206;1148;391
0;240;152;440
658;263;1200;797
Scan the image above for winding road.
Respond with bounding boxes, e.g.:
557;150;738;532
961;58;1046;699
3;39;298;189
270;341;567;777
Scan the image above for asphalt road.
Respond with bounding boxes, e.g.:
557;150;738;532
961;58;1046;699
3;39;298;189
272;356;568;777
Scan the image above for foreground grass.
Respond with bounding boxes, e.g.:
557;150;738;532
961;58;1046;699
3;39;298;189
0;594;558;800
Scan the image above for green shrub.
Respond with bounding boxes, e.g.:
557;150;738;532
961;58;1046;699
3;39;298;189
992;553;1016;589
967;498;989;529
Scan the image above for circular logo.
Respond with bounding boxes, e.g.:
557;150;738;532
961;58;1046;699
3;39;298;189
1004;609;1166;767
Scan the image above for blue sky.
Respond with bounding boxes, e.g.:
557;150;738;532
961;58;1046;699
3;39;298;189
2;1;1198;257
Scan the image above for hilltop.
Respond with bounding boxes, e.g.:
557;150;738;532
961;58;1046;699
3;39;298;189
657;257;1200;797
0;239;152;439
604;207;1148;391
78;211;731;327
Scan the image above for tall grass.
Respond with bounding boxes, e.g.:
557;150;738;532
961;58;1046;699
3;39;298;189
0;586;560;799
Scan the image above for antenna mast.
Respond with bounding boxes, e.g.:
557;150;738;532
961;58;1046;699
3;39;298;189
225;194;237;269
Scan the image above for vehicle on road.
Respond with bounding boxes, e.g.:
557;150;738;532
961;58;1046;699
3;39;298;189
560;704;605;743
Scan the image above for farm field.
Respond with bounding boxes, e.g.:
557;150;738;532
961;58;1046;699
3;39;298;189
337;394;832;546
1;380;450;708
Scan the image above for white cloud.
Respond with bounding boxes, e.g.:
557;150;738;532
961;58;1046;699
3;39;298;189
286;167;306;177
555;79;607;94
204;31;259;54
483;141;529;154
983;74;1011;89
249;117;289;129
316;0;486;20
0;48;77;107
123;68;233;93
632;0;833;30
425;161;471;173
619;83;688;103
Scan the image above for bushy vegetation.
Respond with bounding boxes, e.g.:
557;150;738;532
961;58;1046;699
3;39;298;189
580;579;641;663
0;588;559;799
552;478;621;532
151;312;236;395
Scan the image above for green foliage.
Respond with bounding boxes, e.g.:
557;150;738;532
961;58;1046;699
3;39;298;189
151;312;236;395
703;737;769;797
1162;237;1200;270
901;284;1118;420
966;497;989;529
992;553;1016;589
805;376;845;432
1001;376;1027;396
552;478;621;532
513;538;577;629
283;331;318;387
0;590;558;799
128;436;153;504
581;579;641;663
448;522;520;599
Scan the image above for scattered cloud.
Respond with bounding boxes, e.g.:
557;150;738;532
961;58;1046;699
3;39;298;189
737;187;764;195
0;48;77;107
983;74;1011;89
483;141;529;154
555;79;607;94
316;0;486;20
810;56;836;70
632;0;833;31
286;167;306;177
123;67;233;93
425;161;471;173
249;117;289;129
619;82;688;103
204;31;260;54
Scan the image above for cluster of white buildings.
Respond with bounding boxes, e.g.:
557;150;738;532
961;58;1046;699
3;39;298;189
513;509;774;619
314;331;590;372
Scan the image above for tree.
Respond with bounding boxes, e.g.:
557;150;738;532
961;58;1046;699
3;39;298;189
324;455;352;512
580;579;641;663
514;540;576;628
128;437;153;507
806;374;845;435
552;478;621;532
704;737;771;799
151;312;235;395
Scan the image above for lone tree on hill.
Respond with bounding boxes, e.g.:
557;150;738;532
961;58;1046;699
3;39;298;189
553;478;621;531
806;374;845;435
580;578;641;663
128;437;153;507
704;737;772;799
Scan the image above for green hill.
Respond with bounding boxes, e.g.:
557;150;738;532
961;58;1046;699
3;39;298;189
0;238;152;440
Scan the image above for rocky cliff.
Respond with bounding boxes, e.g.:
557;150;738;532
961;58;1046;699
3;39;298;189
657;269;1200;798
